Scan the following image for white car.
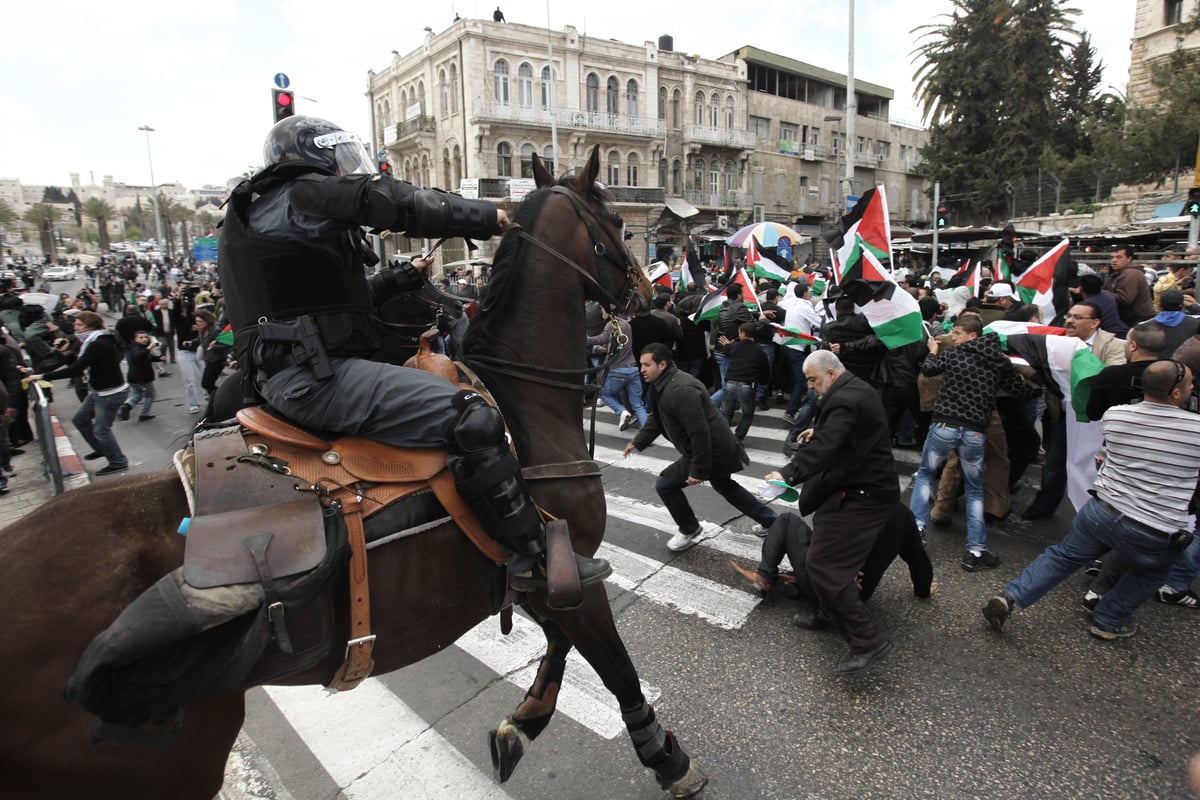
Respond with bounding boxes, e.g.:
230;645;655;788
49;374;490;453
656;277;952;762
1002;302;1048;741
42;266;78;281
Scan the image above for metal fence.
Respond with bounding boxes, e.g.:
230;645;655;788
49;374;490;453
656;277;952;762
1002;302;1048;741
28;381;64;495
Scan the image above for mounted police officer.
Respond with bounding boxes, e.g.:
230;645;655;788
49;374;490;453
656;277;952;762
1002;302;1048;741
218;115;609;595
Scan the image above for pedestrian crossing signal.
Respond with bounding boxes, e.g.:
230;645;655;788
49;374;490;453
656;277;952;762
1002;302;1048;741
936;206;948;229
1186;188;1200;217
272;89;295;123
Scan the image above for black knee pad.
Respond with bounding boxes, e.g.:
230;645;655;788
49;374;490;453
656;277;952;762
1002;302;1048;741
449;391;505;455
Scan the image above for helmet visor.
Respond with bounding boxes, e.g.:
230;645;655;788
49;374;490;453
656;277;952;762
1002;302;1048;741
312;130;376;176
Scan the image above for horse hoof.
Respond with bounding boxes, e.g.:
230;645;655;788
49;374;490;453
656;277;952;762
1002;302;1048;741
664;764;709;798
488;718;528;783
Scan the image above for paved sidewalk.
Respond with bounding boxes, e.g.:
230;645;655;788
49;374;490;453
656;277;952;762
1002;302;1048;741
0;413;89;530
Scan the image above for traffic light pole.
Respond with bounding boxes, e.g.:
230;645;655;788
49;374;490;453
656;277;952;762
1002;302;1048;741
931;181;940;271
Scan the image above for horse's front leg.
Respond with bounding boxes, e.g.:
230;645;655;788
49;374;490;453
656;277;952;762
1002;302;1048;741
489;614;572;783
545;585;709;799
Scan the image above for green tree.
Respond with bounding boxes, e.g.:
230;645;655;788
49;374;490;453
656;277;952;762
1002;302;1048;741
82;197;117;253
22;203;62;259
911;0;1081;222
1119;47;1200;184
0;199;17;249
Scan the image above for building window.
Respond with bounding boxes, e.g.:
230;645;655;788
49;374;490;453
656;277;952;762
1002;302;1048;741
693;158;704;190
542;145;555;176
710;162;719;194
627;153;639;187
443;148;451;187
607;77;620;115
497;142;512;176
775;173;786;205
857;136;867;154
607;150;621;186
417;81;425;114
807;127;819;146
709;93;719;127
694;92;704;126
449;64;459;113
724;161;735;193
658;87;667;120
659;157;668;188
452;144;461;187
724;95;735;129
626;79;639;117
672;89;681;128
520;143;535;178
780;122;798;142
439;69;448;118
541;66;554;110
749;116;771;140
586;73;599;113
518;63;534;108
493;59;510;104
1166;0;1184;25
672;159;682;194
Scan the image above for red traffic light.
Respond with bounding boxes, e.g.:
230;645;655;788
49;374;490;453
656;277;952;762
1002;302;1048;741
378;161;391;174
272;89;295;123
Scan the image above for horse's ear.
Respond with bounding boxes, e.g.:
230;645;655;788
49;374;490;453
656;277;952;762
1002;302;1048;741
532;152;555;188
573;145;601;196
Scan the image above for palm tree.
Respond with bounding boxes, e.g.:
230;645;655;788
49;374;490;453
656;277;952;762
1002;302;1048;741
82;197;117;253
155;192;184;258
22;203;62;259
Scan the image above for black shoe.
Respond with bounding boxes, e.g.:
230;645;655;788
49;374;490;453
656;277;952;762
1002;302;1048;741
118;405;131;421
83;451;104;461
962;550;1001;571
983;593;1014;630
95;464;129;476
984;511;1008;524
138;415;156;421
792;606;833;631
509;554;612;592
1020;506;1054;520
9;449;24;456
837;640;894;674
1081;592;1101;614
756;398;770;412
1083;559;1103;576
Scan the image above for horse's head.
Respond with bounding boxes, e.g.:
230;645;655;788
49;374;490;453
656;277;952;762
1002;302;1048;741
531;146;652;316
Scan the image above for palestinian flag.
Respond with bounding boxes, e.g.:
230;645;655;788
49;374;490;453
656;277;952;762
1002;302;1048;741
770;323;821;350
215;324;234;347
810;275;827;298
965;261;983;297
945;258;973;288
691;267;759;323
1016;238;1071;323
678;259;695;293
684;235;706;291
646;262;673;291
748;235;792;282
839;250;923;349
982;320;1067;350
821;186;891;285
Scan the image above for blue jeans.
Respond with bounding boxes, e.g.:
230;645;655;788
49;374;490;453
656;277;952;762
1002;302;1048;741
910;423;987;552
74;389;128;468
598;366;646;426
1006;497;1180;629
783;347;809;416
710;352;730;406
719;382;756;440
1164;533;1200;592
755;343;776;400
177;349;202;409
125;382;156;416
656;470;777;535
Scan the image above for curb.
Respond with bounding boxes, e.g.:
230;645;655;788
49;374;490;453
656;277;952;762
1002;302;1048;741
51;413;87;480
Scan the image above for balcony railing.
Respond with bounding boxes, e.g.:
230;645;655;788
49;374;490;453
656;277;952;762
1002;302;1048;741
683;124;757;149
473;100;666;137
607;186;665;204
384;115;436;146
684;190;752;209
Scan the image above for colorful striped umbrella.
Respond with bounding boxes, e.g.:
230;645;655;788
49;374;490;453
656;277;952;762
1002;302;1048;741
725;221;806;248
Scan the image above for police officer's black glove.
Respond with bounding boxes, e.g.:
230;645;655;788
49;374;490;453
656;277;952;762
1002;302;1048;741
368;262;425;304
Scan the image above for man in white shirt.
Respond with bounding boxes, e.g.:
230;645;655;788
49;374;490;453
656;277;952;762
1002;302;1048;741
778;280;823;427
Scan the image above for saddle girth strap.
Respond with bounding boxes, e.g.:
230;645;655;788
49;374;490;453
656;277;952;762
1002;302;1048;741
328;498;375;691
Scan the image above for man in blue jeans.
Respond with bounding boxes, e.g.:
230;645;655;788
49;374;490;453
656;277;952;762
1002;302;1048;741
984;360;1200;639
909;314;1039;571
624;343;776;552
29;311;130;476
586;309;646;430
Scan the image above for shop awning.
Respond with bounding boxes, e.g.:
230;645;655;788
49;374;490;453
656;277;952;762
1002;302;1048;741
663;197;700;219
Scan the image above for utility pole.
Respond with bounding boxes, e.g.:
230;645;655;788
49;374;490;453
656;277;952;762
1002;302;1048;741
931;181;941;270
138;125;165;250
844;0;856;202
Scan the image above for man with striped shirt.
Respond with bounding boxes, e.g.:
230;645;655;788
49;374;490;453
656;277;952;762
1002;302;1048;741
983;359;1200;640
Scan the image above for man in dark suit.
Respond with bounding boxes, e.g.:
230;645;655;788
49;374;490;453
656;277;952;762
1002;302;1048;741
766;349;900;674
624;343;776;552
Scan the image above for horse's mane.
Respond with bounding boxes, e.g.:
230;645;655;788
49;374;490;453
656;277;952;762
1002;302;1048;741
465;176;611;354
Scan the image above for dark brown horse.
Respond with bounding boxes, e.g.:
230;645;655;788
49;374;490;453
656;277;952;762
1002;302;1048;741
0;146;708;800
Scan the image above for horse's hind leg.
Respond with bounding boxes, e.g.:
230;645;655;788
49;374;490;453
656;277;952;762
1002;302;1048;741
489;617;571;782
548;588;708;799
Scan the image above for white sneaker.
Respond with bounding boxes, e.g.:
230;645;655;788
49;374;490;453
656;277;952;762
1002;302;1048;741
619;410;635;431
666;530;702;552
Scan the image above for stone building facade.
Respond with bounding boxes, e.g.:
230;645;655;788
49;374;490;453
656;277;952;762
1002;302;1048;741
1128;0;1200;107
367;19;929;267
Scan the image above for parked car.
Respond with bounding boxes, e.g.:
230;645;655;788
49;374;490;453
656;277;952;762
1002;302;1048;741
42;266;78;281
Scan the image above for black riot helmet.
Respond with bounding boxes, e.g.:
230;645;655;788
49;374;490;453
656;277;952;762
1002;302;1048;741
262;116;376;176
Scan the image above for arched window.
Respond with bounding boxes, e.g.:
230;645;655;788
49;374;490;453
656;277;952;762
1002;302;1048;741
626;79;639;117
452;144;462;187
627;152;639;187
520;143;535;178
541;66;554;110
693;92;704;126
542;145;555;176
439;70;448;118
421;154;430;187
400;89;408;113
672;159;682;194
403;158;413;183
449;64;459;113
723;161;735;194
442;148;451;187
658;158;667;188
693;158;704;190
671;89;681;128
657;87;667;121
518;63;534;108
586;73;599;113
724;95;735;129
709;160;719;193
606;76;620;116
493;59;510;105
497;142;512;176
607;150;620;186
709;92;719;127
417;81;425;114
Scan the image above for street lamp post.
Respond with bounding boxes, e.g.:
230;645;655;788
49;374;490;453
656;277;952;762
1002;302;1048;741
138;125;165;252
824;114;843;214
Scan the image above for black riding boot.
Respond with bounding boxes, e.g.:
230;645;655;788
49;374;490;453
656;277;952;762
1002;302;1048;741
448;393;610;591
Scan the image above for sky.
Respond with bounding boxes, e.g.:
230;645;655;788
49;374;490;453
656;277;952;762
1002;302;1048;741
0;0;1136;193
